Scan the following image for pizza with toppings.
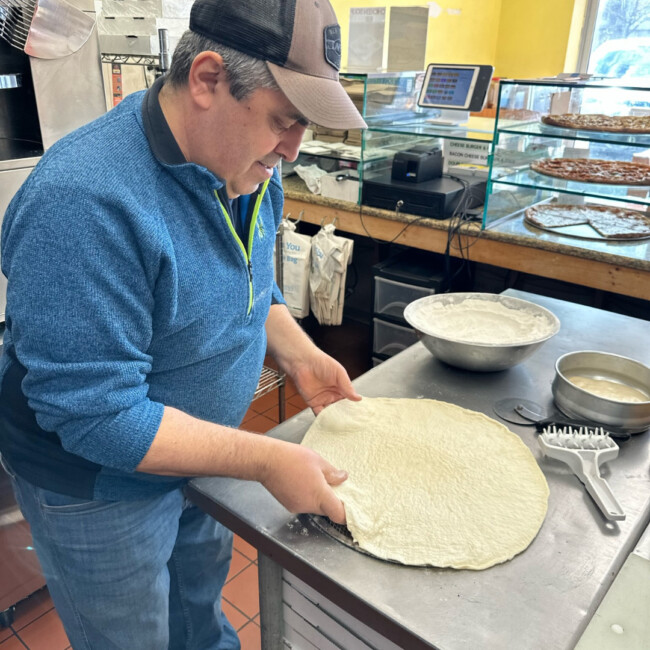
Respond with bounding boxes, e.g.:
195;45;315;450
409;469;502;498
530;158;650;185
541;114;650;134
525;203;650;239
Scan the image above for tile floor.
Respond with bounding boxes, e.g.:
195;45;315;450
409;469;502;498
0;319;372;649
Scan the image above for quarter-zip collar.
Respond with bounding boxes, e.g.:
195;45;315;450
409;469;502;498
141;76;187;166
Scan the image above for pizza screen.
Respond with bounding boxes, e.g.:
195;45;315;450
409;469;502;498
525;203;650;239
530;158;650;185
541;114;650;134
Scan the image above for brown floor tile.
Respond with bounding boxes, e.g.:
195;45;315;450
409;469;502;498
233;535;258;562
12;587;54;631
18;608;69;650
0;635;26;649
0;626;13;643
221;564;259;619
241;406;257;424
262;395;312;423
238;620;261;650
259;403;280;423
226;549;252;584
242;414;277;434
252;614;259;624
285;401;308;419
221;598;249;632
250;389;281;414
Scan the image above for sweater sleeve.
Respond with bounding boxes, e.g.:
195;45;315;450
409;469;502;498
1;176;165;472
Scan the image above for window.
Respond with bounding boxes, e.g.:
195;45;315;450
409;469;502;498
578;0;650;82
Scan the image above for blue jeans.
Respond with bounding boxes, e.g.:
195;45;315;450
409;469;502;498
5;462;240;650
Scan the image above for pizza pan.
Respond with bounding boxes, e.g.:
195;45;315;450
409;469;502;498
552;351;650;434
523;217;650;242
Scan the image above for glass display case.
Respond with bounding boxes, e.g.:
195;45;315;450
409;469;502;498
292;71;495;210
359;71;494;217
483;79;650;239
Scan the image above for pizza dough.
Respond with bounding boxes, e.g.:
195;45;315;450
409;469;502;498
525;204;650;239
301;398;549;570
530;158;650;185
541;113;650;134
567;375;649;403
409;297;556;344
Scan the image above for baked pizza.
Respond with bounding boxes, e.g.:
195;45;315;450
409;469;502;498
541;113;650;134
525;203;650;239
530;158;650;185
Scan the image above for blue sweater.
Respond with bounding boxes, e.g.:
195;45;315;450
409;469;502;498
0;88;285;500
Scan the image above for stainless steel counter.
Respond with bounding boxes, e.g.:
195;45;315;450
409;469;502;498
189;290;650;650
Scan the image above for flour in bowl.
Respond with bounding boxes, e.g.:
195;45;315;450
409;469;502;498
420;298;554;344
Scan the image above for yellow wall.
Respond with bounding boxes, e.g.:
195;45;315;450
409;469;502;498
494;0;579;78
331;0;502;70
331;1;584;79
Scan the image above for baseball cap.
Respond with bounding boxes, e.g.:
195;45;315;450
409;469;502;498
189;0;367;130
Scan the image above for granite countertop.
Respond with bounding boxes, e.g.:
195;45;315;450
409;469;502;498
282;175;650;272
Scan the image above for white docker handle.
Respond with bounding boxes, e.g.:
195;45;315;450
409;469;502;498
576;455;626;521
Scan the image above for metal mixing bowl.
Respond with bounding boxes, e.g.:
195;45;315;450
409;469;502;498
553;351;650;434
403;293;560;372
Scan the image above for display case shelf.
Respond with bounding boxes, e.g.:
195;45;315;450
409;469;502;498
364;116;494;143
496;121;650;148
483;78;650;232
492;171;650;207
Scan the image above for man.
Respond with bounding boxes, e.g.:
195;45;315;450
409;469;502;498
0;0;366;647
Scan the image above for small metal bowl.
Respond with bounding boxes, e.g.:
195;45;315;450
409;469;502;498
403;293;560;372
553;351;650;434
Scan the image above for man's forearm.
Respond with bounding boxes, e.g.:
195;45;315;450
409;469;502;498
265;303;319;374
136;405;278;479
135;404;349;523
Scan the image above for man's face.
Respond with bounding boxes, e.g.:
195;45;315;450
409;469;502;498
204;84;308;198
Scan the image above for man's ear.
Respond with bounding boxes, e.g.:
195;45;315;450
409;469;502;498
188;51;228;110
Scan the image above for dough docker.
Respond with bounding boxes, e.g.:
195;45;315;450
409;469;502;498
537;425;625;521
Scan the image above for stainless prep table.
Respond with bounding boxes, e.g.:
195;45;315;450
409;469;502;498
188;289;650;650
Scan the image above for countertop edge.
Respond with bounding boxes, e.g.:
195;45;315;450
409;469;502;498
283;182;650;273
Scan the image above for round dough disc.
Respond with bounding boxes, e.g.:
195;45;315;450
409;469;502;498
301;397;549;570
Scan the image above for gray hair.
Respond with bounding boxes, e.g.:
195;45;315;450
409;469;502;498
165;30;280;101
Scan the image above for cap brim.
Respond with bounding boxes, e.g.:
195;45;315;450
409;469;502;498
267;62;367;130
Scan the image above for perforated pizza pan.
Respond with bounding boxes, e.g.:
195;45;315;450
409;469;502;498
524;216;650;242
305;514;428;567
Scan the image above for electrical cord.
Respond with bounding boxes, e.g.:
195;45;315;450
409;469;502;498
442;173;485;291
356;172;484;291
357;199;432;246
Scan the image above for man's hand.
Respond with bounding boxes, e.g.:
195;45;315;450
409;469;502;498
265;304;362;414
260;439;348;523
291;349;361;414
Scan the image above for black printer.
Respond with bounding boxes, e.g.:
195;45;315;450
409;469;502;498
391;143;443;183
362;143;486;219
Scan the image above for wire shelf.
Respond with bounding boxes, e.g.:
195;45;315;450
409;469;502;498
101;53;160;67
253;365;286;423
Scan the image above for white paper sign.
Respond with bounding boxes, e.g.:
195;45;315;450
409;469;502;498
445;140;490;167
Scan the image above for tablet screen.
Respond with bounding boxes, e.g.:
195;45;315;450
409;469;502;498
419;65;479;109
